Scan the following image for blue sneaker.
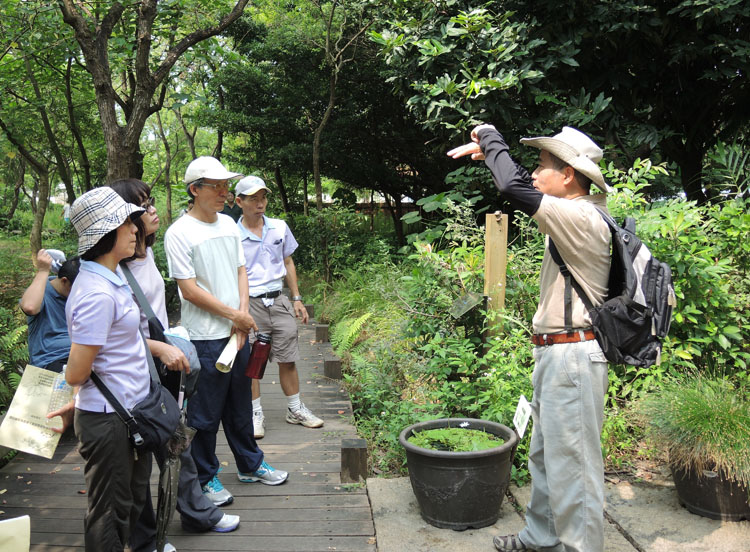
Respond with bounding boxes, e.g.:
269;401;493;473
237;461;289;486
201;475;233;506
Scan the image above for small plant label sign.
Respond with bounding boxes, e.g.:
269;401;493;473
513;395;532;439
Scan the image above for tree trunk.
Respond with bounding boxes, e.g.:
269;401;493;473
383;192;405;248
370;189;374;232
213;86;225;159
29;170;50;255
57;0;250;181
25;57;75;204
176;109;197;159
66;58;90;195
681;151;708;205
303;172;309;216
3;159;25;223
662;137;708;205
155;112;173;226
274;166;291;214
312;71;338;210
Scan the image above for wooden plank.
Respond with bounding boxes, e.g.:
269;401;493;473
32;534;375;552
484;212;509;337
2;324;377;552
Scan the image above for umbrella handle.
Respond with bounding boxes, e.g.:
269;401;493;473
177;368;186;410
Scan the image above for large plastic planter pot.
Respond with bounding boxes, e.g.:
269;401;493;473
671;464;750;521
399;418;519;530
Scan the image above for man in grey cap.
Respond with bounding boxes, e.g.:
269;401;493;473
165;157;289;510
449;126;611;552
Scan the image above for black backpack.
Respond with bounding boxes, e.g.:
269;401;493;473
549;209;676;367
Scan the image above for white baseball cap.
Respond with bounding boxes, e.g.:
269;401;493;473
235;176;270;197
184;156;243;189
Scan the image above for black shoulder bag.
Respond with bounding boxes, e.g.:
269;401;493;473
89;331;181;455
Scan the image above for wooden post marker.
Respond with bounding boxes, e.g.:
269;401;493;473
324;355;342;379
484;212;509;336
341;438;368;483
315;323;329;342
304;303;314;319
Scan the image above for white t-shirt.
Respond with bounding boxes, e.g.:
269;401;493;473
121;248;169;336
164;213;245;340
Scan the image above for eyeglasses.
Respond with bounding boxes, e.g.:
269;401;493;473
140;196;156;209
200;182;230;192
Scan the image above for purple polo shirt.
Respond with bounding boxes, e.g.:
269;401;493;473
66;260;150;412
238;215;298;295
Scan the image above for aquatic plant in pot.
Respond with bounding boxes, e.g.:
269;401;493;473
639;377;750;521
399;418;518;530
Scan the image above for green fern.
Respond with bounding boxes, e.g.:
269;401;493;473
331;312;372;355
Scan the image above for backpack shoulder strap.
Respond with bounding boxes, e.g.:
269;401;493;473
120;263;159;323
548;238;596;332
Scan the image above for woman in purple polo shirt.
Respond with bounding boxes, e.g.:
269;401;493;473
109;179;240;550
65;187;149;552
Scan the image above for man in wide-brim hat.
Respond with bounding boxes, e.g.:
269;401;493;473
449;126;612;552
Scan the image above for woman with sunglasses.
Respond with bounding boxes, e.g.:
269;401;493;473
65;187;149;551
109;179;240;552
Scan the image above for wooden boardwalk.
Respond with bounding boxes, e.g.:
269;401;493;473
1;322;377;552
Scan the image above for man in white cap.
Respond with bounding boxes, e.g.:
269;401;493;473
234;176;323;439
449;126;611;552
165;157;289;509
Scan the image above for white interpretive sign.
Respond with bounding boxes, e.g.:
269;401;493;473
513;394;532;439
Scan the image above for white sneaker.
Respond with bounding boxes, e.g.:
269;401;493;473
253;410;265;439
211;513;240;533
285;403;324;428
151;543;176;552
200;475;233;507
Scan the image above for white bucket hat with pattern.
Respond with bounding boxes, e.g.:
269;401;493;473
520;127;610;193
70;187;144;256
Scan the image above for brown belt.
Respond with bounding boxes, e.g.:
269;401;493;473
531;330;596;347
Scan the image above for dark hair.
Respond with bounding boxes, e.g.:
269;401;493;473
548;152;592;193
58;256;81;283
81;229;117;261
109;178;155;260
186;179;203;200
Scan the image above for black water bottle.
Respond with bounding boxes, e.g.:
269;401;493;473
245;333;272;379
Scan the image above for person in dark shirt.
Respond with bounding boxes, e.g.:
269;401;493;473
19;250;80;372
221;191;242;221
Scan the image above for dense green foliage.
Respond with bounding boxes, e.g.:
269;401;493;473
1;0;749;486
408;427;504;452
314;162;750;480
372;0;750;203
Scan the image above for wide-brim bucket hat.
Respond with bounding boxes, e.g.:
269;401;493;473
184;156;243;191
520;127;611;193
70;187;144;256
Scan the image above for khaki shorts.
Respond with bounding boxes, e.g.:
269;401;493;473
248;294;300;364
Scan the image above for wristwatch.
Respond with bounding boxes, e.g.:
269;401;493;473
291;295;303;302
